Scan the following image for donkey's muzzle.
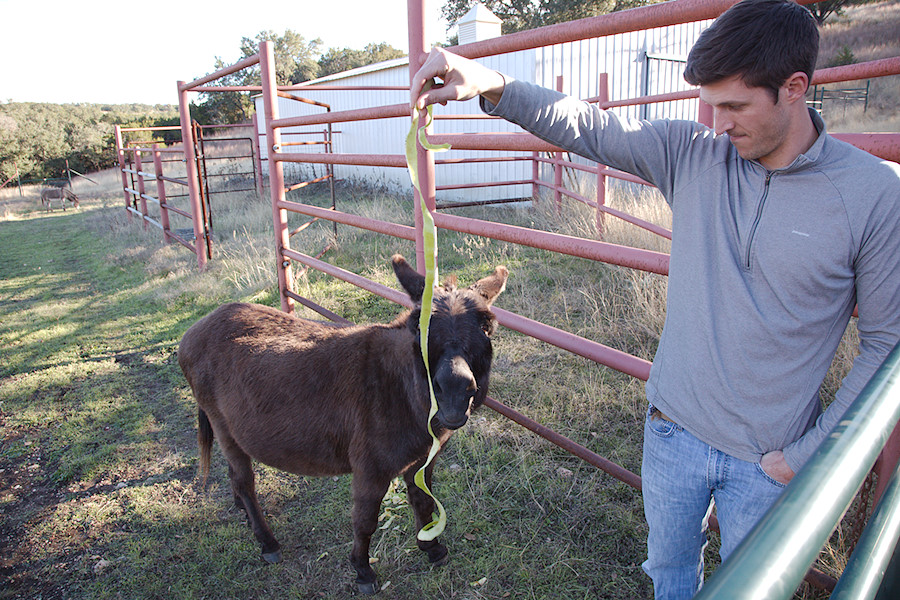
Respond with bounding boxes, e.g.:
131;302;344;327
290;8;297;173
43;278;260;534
433;354;477;430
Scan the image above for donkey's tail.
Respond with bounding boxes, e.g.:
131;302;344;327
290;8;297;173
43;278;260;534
197;408;214;485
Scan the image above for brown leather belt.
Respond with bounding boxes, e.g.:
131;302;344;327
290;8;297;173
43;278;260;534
651;407;676;425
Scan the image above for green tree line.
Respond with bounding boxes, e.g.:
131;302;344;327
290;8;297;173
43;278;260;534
0;103;180;182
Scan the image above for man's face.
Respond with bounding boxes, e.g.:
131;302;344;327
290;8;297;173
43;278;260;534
699;75;792;169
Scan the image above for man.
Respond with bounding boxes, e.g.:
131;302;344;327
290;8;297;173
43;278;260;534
410;0;900;598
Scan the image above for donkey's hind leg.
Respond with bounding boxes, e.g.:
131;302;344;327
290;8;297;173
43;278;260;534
403;464;449;566
219;438;282;564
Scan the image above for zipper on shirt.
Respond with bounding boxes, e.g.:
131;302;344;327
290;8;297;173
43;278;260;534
744;171;773;270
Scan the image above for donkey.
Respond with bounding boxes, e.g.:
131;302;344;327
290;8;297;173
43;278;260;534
178;254;507;594
40;186;79;210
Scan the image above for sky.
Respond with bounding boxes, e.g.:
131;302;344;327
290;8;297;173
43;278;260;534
0;0;449;106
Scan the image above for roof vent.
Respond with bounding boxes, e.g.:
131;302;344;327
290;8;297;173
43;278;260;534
456;2;502;45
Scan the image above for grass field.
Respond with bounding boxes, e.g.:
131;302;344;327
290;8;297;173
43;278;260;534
1;163;858;599
3;3;896;597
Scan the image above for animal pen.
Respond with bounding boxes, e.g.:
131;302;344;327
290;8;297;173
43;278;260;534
129;0;900;595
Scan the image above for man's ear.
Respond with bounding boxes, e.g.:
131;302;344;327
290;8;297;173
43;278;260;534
782;71;809;105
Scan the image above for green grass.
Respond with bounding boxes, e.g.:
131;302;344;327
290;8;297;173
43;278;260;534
1;166;855;599
0;181;657;600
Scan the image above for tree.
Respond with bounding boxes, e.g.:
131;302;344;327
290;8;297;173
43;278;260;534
196;30;323;125
195;33;407;124
318;43;406;78
441;0;659;35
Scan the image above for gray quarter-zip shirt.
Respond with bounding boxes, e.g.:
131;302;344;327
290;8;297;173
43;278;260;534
483;79;900;472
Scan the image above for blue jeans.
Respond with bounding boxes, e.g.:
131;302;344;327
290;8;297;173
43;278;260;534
641;407;787;599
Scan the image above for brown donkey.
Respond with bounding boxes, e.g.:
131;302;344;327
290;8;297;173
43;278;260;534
178;255;507;594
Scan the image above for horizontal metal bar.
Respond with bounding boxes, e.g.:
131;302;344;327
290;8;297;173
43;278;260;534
157;175;189;186
285;173;333;193
141;193;160;205
271;103;408;128
450;0;818;59
285;84;410;91
483;396;643;488
436;179;533;191
491;305;652;380
284;289;353;324
433;211;670;276
534;180;672;240
120;125;182;132
277;199;416;241
167;231;197;253
180;53;260;91
131;147;184;154
281;248;412;307
435;156;532;165
160;203;192;219
143;215;164;231
274;152;406;168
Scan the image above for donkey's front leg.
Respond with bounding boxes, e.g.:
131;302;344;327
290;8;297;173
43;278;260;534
403;463;449;566
350;473;392;595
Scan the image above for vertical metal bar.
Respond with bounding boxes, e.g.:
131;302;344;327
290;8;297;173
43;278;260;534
531;151;539;206
153;144;172;244
554;76;564;212
326;118;337;239
596;72;609;239
193;120;213;260
408;0;437;276
114;125;132;221
134;150;148;229
251;112;264;198
177;80;208;270
259;41;296;313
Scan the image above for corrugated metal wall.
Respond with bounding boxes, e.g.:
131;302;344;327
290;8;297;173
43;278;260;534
256;20;711;203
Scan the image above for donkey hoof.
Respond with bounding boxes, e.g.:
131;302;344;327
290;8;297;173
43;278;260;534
431;553;450;568
262;549;282;564
357;581;378;595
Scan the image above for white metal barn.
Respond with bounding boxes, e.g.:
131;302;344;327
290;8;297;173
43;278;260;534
255;5;712;203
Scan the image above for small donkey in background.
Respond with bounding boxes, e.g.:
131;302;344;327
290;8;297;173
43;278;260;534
178;254;508;594
40;186;79;210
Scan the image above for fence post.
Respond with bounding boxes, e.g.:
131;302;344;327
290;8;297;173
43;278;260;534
251;112;265;199
260;41;296;313
153;144;172;244
134;150;148;229
114;125;132;221
177;80;208;270
596;73;609;239
408;0;438;276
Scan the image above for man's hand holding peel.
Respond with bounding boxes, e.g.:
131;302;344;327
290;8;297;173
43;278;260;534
410;47;507;111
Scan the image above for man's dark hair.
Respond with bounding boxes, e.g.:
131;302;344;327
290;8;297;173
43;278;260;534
683;0;819;102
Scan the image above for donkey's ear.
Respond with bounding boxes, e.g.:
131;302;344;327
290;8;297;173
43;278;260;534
469;265;508;306
392;254;426;303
